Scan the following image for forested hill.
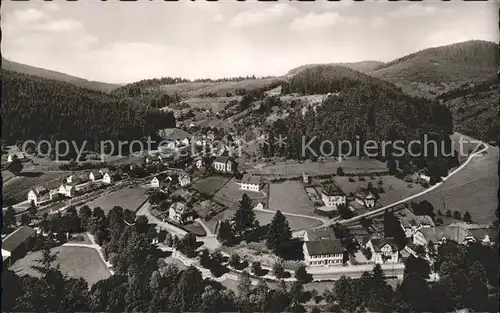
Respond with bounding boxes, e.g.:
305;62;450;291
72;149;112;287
2;58;121;93
436;78;500;144
369;40;499;97
267;65;456;178
2;70;176;151
287;61;384;76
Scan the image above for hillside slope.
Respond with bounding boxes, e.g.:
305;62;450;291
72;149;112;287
369;40;499;98
262;65;457;179
2;59;121;92
436;78;499;144
287;61;384;76
2;70;175;151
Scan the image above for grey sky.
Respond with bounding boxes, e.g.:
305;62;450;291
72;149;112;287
3;0;498;83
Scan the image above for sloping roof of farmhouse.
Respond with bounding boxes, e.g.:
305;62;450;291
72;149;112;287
2;226;36;253
305;227;336;241
305;239;345;256
241;174;262;185
158;128;192;141
369;238;398;252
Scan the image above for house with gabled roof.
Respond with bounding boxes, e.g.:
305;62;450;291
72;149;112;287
168;202;195;225
354;188;376;208
179;172;191;187
58;183;76;198
413;225;471;247
304;227;336;242
213;156;236;174
303;239;345;267
99;168;113;184
151;177;160;188
2;226;36;267
7;152;26;163
365;237;399;264
239;174;263;192
318;183;346;210
27;186;52;206
89;171;103;182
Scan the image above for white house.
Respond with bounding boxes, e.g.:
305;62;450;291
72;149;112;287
179;173;191;187
239;174;263;192
89;171;103;182
395;208;435;238
7;152;26;163
319;184;346;210
365;238;399;264
302;172;310;184
303;239;345;267
27;186;52;206
100;168;112;184
195;158;203;169
213;156;235;174
151;177;160;188
354;188;376;208
58;184;76;198
168;202;194;225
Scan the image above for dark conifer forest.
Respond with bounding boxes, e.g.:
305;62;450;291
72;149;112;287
2;70;176;151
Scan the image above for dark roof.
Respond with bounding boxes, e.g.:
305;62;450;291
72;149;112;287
2;226;36;252
158;128;192;141
33;186;49;196
214;156;231;163
241;174;262;185
418;226;471;244
369;238;398;252
91;171;103;179
100;168;111;174
467;228;497;242
355;188;375;200
305;239;345;255
306;227;336;241
321;184;345;197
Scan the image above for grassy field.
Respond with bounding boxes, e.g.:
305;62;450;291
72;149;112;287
268;181;315;215
410;146;498;225
157;78;282;98
85;186;148;214
182;96;241;112
11;246;111;286
333;175;425;206
248;158;388;177
193;176;231;197
213;178;267;209
254;211;323;231
3;171;71;205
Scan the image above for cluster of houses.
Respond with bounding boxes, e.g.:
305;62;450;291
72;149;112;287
303;173;378;215
302;207;496;268
27;168;116;206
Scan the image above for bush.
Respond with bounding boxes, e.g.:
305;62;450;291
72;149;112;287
358;176;366;182
348;177;355;182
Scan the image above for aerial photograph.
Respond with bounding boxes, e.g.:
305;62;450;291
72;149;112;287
1;1;499;312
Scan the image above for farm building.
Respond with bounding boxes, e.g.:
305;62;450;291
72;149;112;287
213;156;236;174
179;172;191;187
58;183;76;198
27;186;52;206
238;174;263;192
169;202;195;225
303;239;345;267
304;227;336;241
2;226;36;267
7;152;26;163
100;168;113;184
394;208;435;238
364;238;400;264
354;188;376;208
151;177;160;188
412;225;471;247
89;171;103;182
318;184;346;210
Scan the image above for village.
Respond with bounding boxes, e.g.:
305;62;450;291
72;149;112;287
2;121;496;292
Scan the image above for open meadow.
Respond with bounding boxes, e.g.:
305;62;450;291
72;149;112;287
248;158;388;177
11;246;112;286
193;176;231;197
156;78;282;98
213;178;267;209
84;186;148;214
268;181;315;215
409;145;498;225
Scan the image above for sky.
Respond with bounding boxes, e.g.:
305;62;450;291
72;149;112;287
3;0;499;84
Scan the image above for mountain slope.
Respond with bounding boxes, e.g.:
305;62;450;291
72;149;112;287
2;59;121;92
287;61;384;76
369;40;499;98
436;78;499;144
2;70;175;151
